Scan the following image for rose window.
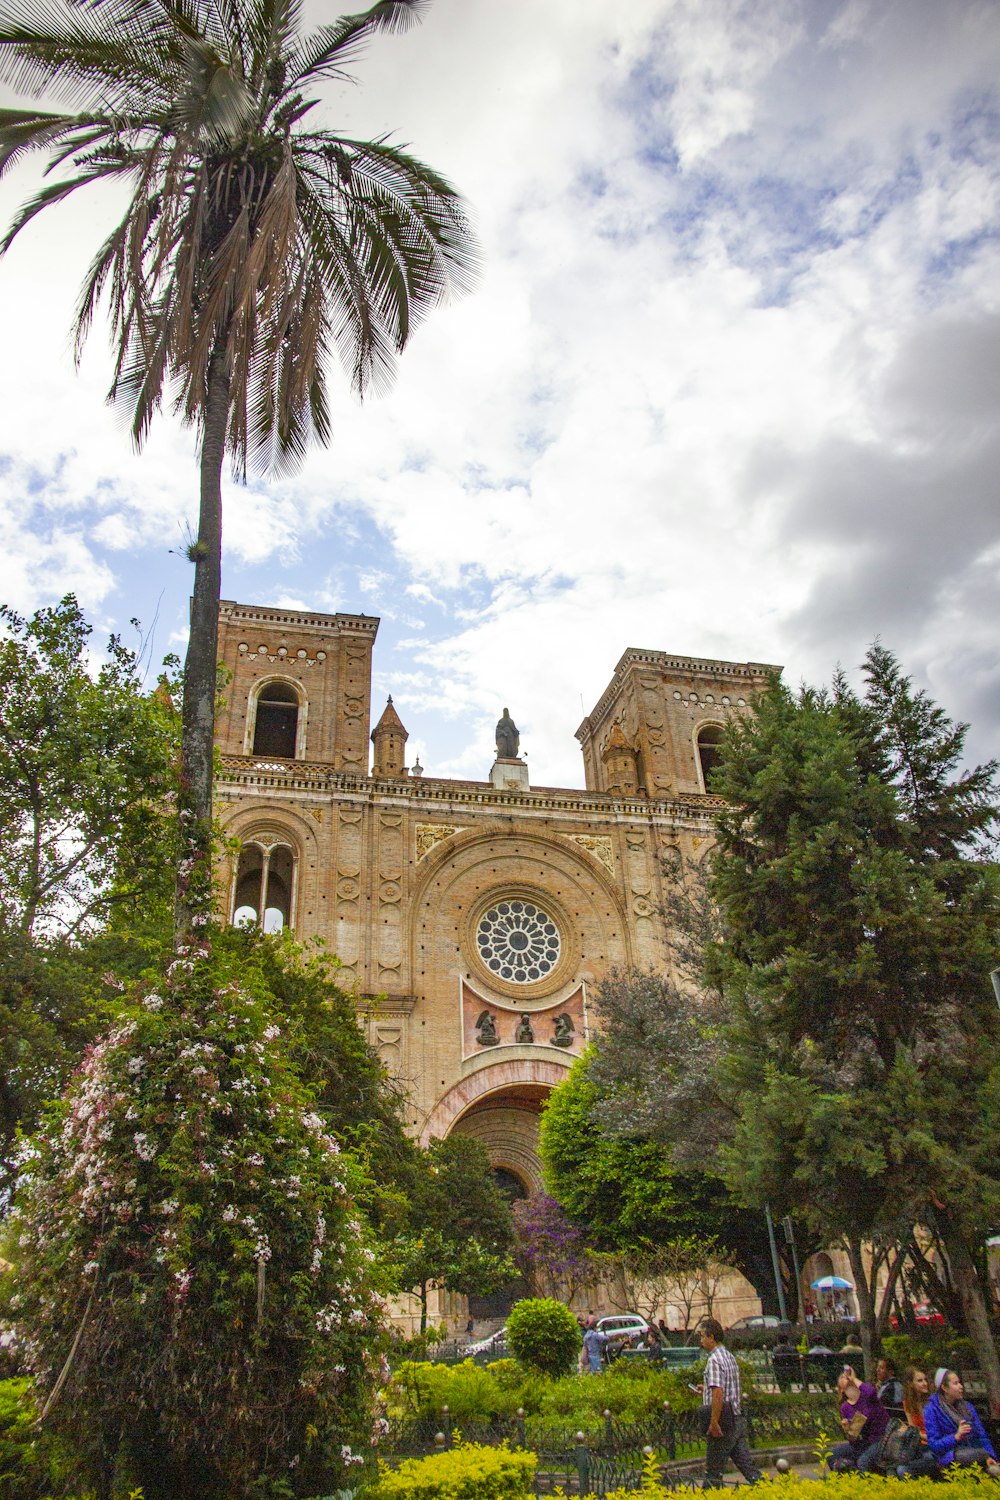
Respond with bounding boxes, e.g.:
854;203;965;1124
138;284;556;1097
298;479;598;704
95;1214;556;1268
476;900;561;984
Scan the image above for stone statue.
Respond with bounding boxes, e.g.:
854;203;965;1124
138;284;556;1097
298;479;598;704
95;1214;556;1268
514;1014;535;1044
475;1010;499;1047
495;707;520;760
551;1013;575;1047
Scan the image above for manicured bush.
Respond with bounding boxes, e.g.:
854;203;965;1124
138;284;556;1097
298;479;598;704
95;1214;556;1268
392;1361;530;1423
367;1442;536;1500
0;941;386;1500
506;1299;580;1378
607;1469;1000;1500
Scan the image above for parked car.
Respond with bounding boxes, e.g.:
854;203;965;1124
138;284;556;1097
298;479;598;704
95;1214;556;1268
727;1314;782;1330
889;1303;945;1329
596;1313;650;1345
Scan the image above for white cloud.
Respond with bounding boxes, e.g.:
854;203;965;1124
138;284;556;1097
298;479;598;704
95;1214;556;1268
1;0;998;783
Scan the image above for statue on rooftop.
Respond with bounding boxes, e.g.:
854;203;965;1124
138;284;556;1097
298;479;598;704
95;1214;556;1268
495;707;520;760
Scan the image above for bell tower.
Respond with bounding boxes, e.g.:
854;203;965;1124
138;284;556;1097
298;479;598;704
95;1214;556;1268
215;601;379;773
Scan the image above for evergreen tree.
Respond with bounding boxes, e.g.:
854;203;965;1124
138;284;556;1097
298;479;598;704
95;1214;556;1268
577;646;1000;1398
711;647;1000;1393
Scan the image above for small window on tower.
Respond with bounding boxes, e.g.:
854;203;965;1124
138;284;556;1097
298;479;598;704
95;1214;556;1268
252;682;299;758
696;724;726;790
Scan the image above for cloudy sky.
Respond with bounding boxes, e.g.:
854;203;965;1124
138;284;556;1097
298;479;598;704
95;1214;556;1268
1;0;998;786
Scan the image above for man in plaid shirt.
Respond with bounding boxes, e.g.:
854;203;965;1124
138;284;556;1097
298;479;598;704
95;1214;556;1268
698;1318;762;1488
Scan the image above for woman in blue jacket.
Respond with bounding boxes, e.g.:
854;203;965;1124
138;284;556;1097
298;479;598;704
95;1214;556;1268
924;1368;1000;1472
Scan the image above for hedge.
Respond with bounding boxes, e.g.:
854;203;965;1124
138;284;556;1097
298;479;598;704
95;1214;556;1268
614;1460;1000;1500
366;1443;536;1500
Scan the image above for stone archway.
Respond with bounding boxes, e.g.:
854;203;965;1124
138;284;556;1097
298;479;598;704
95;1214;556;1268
422;1062;572;1322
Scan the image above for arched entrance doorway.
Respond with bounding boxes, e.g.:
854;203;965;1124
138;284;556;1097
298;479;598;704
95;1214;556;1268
428;1067;568;1321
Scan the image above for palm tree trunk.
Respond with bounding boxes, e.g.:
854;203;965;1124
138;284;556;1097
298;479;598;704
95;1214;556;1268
176;343;229;939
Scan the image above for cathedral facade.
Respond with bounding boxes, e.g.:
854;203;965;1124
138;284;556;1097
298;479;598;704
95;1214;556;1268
213;599;777;1206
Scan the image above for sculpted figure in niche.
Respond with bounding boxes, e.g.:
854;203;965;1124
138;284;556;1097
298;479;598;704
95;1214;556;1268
495;707;520;760
475;1010;499;1047
514;1014;535;1044
551;1013;574;1047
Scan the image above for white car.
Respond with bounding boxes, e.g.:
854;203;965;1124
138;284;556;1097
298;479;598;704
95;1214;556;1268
464;1326;508;1357
596;1313;650;1344
727;1314;782;1330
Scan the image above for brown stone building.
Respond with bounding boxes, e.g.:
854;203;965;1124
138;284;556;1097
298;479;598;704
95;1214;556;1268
214;600;777;1219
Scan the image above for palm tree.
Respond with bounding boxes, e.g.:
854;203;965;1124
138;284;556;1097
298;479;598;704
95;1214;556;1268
0;0;476;932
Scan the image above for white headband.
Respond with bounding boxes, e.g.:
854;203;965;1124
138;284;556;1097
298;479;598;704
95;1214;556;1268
934;1368;949;1391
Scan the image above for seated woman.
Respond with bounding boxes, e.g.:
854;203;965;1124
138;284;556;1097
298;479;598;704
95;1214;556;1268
896;1367;939;1479
924;1368;1000;1473
830;1366;890;1472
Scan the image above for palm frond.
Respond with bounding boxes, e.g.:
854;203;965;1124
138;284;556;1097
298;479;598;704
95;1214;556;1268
287;0;428;88
0;159;134;252
0;0;475;475
0;3;176;112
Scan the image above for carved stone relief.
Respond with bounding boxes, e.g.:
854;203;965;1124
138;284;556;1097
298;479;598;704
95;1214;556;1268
568;833;614;876
416;823;467;859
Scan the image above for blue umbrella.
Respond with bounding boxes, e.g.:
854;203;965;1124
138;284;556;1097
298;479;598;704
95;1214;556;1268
811;1275;853;1290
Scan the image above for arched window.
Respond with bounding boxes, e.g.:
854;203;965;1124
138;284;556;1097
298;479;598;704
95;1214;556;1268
696;723;726;790
252;681;300;758
232;840;296;931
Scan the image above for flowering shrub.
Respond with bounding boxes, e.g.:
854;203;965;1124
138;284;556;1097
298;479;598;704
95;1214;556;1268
506;1298;580;1379
367;1441;536;1500
0;941;387;1500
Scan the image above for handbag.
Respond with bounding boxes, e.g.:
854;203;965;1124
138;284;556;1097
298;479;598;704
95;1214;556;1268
845;1409;868;1442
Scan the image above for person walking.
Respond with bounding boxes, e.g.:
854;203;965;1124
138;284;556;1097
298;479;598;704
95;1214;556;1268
696;1318;762;1488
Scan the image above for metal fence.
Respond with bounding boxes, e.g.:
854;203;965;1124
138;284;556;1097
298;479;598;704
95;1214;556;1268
378;1398;831;1493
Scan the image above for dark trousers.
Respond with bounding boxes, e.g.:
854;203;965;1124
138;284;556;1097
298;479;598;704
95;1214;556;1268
951;1446;995;1470
704;1415;762;1488
830;1438;882;1473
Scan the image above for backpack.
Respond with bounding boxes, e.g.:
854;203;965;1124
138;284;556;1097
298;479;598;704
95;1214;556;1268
876;1422;923;1474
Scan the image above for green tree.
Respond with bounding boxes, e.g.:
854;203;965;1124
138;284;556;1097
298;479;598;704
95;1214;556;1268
0;596;175;939
584;646;1000;1395
539;1048;773;1300
0;596;176;1201
0;0;476;930
392;1135;515;1333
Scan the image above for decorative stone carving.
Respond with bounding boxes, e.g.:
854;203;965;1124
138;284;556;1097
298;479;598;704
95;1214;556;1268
416;823;465;859
475;1010;499;1047
551;1013;575;1047
569;833;614;875
514;1014;535;1045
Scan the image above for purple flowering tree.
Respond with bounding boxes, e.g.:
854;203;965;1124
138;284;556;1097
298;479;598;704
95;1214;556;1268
512;1194;591;1303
